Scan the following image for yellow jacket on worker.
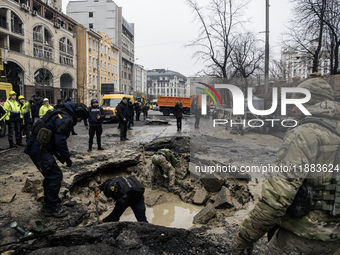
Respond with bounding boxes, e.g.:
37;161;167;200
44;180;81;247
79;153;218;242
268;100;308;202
19;96;32;125
3;91;20;122
39;98;54;118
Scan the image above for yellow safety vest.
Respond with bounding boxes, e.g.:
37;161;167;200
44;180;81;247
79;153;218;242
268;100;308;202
3;99;21;121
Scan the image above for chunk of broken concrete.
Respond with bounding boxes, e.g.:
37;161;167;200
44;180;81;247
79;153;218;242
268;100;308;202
192;189;208;205
0;193;16;203
22;177;43;194
193;203;216;224
202;178;225;192
213;186;234;209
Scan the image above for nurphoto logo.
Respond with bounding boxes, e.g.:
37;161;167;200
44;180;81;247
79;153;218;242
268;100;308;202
197;83;311;128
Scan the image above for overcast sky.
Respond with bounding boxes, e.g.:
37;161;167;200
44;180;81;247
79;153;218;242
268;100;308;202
62;0;293;77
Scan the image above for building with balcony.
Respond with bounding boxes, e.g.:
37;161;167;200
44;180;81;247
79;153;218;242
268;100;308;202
97;31;119;96
147;69;187;98
281;41;330;82
67;0;135;94
0;0;78;103
77;25;100;105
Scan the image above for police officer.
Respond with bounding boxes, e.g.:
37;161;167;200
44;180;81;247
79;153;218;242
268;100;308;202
233;78;340;254
116;97;129;141
18;95;32;143
97;176;148;223
151;148;178;191
24;101;89;218
85;98;105;152
3;91;22;148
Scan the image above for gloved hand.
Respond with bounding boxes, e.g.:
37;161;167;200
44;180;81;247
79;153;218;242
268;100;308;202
66;159;72;167
98;220;103;224
232;233;254;255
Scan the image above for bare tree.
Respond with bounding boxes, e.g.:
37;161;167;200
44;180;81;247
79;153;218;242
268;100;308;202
284;0;328;73
186;0;250;78
321;0;340;74
230;32;264;90
186;0;265;106
269;59;285;82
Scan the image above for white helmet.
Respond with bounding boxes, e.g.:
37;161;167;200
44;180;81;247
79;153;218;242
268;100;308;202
43;98;49;102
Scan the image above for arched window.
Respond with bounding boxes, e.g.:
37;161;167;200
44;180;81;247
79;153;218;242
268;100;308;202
33;25;53;61
59;37;74;66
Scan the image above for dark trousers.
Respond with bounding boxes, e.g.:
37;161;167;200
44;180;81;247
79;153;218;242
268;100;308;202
20;123;31;142
103;193;148;223
143;112;148;121
120;120;128;139
195;117;200;128
128;115;134;128
30;148;62;209
136;111;141;121
176;117;182;131
89;125;102;149
8;121;21;145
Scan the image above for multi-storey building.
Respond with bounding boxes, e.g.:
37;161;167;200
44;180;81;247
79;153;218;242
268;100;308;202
77;25;100;105
134;64;147;94
0;0;78;103
97;31;119;94
281;41;330;82
147;69;187;98
67;0;134;94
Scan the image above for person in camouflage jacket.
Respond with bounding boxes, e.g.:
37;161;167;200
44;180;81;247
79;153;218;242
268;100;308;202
233;78;340;254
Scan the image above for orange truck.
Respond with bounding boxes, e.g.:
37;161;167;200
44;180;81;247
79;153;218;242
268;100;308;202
157;96;191;116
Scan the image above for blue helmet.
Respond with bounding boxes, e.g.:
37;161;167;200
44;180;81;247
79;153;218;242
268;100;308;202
91;98;98;105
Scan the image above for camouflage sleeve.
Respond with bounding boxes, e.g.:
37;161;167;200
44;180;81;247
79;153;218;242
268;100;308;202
239;125;319;242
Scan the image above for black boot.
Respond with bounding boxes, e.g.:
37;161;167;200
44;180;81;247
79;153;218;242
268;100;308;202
9;141;17;148
88;144;92;152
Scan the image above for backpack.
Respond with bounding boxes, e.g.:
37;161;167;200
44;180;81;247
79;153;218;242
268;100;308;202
31;109;66;144
287;117;340;217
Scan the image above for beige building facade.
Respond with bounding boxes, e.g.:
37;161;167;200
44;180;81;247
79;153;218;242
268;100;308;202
97;31;119;95
0;0;78;103
77;25;100;106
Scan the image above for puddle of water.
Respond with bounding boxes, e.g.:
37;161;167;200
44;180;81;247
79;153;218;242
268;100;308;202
102;201;203;229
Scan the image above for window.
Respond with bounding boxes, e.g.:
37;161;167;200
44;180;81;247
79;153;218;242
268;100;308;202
59;37;74;66
89;23;93;29
89;12;93;17
89;56;91;67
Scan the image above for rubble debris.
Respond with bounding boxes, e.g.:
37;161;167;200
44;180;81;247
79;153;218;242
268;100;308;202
192;189;208;205
144;118;169;125
22;177;43;194
0;193;16;203
202;178;225;192
213;187;233;209
193;203;216;224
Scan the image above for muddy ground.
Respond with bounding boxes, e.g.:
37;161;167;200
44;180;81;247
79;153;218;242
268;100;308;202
0;115;282;254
